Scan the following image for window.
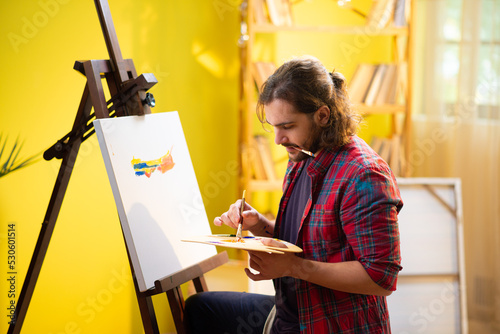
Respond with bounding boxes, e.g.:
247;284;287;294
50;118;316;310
440;0;500;120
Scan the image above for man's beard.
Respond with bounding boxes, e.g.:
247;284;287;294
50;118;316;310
288;122;322;162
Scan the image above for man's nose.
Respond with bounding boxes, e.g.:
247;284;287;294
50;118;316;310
274;128;288;146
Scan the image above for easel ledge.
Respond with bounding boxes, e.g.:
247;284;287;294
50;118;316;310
150;251;229;295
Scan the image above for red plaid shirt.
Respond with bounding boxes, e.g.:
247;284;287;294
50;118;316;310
274;136;403;333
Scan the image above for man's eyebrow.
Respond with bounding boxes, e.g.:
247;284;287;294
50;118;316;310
265;119;294;127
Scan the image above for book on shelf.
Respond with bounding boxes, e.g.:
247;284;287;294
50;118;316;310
249;137;267;180
253;0;268;24
365;0;408;28
253;0;293;26
266;0;293;26
378;136;392;162
252;62;277;92
389;134;402;176
393;0;408;27
364;64;388;106
365;0;396;29
349;63;399;106
374;64;398;105
254;135;277;181
248;135;277;181
370;136;384;153
370;135;404;176
348;64;378;104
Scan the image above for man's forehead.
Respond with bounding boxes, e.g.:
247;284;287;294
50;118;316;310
264;99;301;125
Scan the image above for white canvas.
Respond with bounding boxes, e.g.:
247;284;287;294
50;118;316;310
397;183;458;275
94;111;217;292
387;178;467;334
388;279;461;333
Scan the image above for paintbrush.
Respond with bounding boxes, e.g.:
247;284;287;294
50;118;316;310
236;190;246;241
292;146;315;157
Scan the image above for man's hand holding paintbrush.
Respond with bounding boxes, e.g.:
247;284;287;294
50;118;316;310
214;191;275;238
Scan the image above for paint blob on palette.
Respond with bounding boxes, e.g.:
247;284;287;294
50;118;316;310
131;148;175;178
182;234;302;254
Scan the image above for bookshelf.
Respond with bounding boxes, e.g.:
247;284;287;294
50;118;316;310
238;0;415;201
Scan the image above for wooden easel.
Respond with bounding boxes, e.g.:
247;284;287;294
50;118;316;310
7;1;228;333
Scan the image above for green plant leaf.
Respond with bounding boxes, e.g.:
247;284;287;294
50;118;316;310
0;134;40;178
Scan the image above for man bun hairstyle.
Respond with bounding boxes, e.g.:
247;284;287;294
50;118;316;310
257;56;361;149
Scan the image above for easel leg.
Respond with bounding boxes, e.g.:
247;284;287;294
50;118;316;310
8;85;93;334
135;287;160;334
167;287;187;334
120;220;160;333
192;276;208;293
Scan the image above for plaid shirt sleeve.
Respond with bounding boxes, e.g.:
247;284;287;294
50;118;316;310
340;165;403;291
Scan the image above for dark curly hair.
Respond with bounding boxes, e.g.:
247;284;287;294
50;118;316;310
257;56;361;149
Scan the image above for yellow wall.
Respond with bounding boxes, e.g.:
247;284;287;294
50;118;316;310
0;0;393;333
0;0;239;333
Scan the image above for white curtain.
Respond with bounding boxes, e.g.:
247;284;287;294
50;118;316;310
412;0;500;331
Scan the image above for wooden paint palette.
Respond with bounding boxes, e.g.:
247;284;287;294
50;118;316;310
182;234;302;254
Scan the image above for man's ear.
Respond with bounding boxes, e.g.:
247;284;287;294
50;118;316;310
315;105;331;126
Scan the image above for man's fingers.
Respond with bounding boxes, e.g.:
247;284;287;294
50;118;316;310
244;268;266;281
261;237;288;249
228;206;240;224
214;214;235;229
248;253;261;271
213;217;222;226
214;200;257;230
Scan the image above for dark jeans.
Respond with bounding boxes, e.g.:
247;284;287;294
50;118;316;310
184;291;275;334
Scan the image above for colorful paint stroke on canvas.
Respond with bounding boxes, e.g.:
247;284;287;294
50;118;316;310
131;148;175;178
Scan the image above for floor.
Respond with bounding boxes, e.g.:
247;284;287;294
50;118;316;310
204;259;250;292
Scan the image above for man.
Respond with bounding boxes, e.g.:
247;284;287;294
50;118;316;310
185;56;403;333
